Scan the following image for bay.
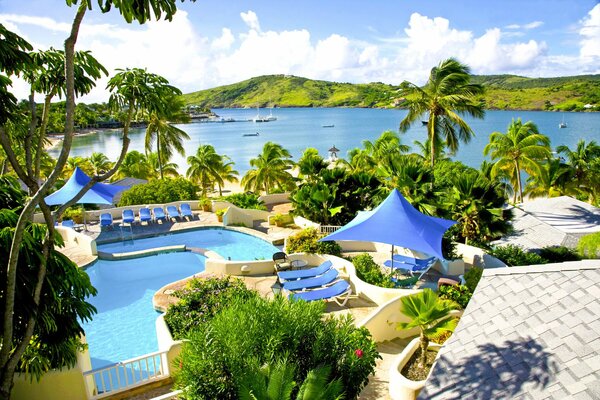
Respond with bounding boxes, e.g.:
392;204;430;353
49;108;600;176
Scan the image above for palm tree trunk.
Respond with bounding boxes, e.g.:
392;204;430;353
419;330;429;368
515;159;523;203
157;134;164;180
429;115;435;168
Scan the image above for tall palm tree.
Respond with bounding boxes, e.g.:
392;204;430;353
186;144;223;196
524;157;573;199
144;95;190;179
213;157;239;196
483;118;551;203
147;152;179;178
556;139;600;202
241;142;295;194
399;58;485;168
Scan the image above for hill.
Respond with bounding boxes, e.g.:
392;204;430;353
182;74;600;111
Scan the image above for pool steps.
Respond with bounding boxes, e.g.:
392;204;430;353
98;245;187;260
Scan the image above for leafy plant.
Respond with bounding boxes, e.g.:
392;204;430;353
164;276;257;339
223;192;267;210
286;228;342;256
463;267;483;293
539;246;582;263
118;177;199;206
352;253;395;288
578;232;600;259
488;244;547;266
438;285;473;309
215;208;227;217
271;213;287;227
62;206;84;224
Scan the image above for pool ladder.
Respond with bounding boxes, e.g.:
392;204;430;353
120;223;134;244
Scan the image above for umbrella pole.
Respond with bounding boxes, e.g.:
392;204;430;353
82;204;87;231
391;244;394;270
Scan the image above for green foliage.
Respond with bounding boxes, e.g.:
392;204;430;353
215;208;227;217
538;246;582;263
285;228;342;256
578;232;600;259
438;285;473;309
117;177;198;206
463;267;483;293
62;207;83;223
488;244;547;266
0;175;25;209
352;253;395;288
164;276;257;339
175;295;379;399
223;192;266;210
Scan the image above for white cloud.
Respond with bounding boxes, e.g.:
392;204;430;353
523;21;543;29
579;4;600;58
240;10;260;32
0;14;70;32
211;28;235;51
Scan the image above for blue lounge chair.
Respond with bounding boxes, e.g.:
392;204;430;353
180;203;194;219
139;207;152;224
166;205;180;220
61;219;75;228
100;213;113;230
290;280;351;306
383;255;437;280
122;209;135;224
277;260;333;281
153;207;167;223
283;268;339;292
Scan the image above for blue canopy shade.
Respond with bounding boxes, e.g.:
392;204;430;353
319;189;456;259
44;167;128;206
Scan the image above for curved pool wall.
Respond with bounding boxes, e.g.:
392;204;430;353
97;227;279;260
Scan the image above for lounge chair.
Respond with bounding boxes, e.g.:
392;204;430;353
282;268;339;292
384;255;437;280
272;251;292;272
277;260;333;281
61;219;75;229
180;203;194;220
290;280;352;306
139;207;152;224
122;209;135;224
166;205;180;220
100;213;113;230
153;207;167;223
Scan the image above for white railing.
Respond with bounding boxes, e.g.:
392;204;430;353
83;350;170;399
320;225;342;234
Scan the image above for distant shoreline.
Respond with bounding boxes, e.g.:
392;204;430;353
46;128;122;149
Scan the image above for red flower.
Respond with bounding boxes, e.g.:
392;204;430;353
355;349;363;358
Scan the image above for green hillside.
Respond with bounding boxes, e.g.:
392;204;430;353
182;74;600;111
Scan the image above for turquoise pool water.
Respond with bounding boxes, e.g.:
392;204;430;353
84;228;279;369
98;227;279;260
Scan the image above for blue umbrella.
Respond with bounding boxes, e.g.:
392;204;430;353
319;189;456;260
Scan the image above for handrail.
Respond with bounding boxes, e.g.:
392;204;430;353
83;350;170;399
320;225;342;234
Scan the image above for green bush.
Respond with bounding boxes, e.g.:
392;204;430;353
463;267;483;293
286;228;342;256
488;244;547;266
352;253;395;288
223;192;267;210
62;207;84;223
578;232;600;259
164;276;257;339
539;246;582;263
175;295;379;399
118;178;199;206
438;285;473;309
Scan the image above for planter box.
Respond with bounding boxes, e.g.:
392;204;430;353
389;337;442;400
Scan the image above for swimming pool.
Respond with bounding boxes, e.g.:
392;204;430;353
84;228;279;369
98;227;279;260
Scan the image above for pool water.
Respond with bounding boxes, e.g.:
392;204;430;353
98;227;279;261
84;228;279;369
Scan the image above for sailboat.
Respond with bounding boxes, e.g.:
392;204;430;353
253;103;277;122
559;114;567;129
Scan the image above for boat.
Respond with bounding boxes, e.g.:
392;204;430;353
243;132;260;137
322;124;335;128
421;121;428;126
253;104;277;122
559;115;567;128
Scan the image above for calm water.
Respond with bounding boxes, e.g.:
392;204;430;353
51;108;600;175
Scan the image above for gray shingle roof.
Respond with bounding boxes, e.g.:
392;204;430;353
420;261;600;400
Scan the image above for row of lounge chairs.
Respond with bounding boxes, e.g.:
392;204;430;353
383;254;437;280
276;260;352;306
100;203;196;229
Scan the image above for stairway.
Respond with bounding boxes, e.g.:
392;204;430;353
360;337;413;399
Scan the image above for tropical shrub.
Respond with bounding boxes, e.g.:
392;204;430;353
539;246;582;263
117;177;199;206
578;232;600;259
164;276;256;339
175;295;379;399
488;244;547;266
286;228;342;256
438;285;473;309
352;253;394;288
463;267;483;293
62;206;84;223
223;192;266;210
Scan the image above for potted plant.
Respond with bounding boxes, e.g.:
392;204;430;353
216;208;227;222
389;289;458;400
271;213;286;227
200;198;212;212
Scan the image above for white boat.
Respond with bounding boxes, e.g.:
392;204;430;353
559;115;567;128
253;104;277;122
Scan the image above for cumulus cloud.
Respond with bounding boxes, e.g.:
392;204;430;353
240;10;261;32
579;4;600;58
211;28;235;51
506;21;544;30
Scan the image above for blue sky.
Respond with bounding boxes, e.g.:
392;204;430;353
1;0;599;102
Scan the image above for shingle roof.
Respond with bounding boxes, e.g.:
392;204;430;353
420;261;600;400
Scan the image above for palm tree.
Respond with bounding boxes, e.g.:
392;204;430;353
483;118;551;203
213;157;239;196
398;58;485;168
88;152;113;175
297;148;328;181
144;95;190;179
336;147;376;173
186;144;223;196
363;130;410;170
524;157;573;199
556;139;600;202
396;288;458;369
242;142;295;194
115;151;155;180
147;152;179;178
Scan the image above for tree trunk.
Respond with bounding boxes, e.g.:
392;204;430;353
429;114;436;168
515;159;523;203
157;133;164;180
419;331;429;369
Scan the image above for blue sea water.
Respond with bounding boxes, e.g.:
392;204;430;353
51;108;600;176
